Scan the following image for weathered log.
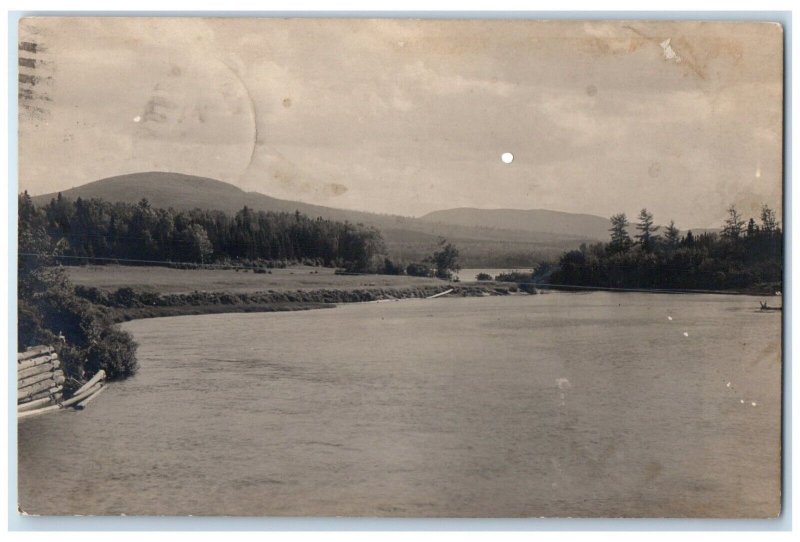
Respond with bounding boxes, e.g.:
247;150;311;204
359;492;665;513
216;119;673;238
18;377;58;395
19;383;105;420
62;382;103;408
18;353;57;371
17;346;54;361
18;386;63;404
18;369;63;390
74;370;106;396
17;403;61;420
18;371;55;390
18;394;61;412
18;375;66;400
75;385;105;407
427;288;454;299
18;359;60;380
18;353;56;371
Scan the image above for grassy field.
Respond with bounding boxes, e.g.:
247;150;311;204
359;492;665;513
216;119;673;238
66;265;446;295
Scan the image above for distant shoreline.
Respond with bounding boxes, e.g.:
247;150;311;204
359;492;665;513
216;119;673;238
536;284;781;297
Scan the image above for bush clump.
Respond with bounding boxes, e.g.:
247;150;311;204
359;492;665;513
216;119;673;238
381;258;405;275
495;271;534;282
19;268;139;381
406;262;434;277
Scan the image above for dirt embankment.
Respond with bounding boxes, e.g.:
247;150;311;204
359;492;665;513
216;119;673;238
86;283;532;322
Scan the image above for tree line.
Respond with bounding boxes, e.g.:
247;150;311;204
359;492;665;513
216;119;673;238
19;192;387;272
547;205;782;292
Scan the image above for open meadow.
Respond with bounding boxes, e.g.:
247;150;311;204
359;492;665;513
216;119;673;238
66;265;446;295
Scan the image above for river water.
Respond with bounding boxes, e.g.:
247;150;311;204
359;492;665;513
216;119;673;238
18;293;782;517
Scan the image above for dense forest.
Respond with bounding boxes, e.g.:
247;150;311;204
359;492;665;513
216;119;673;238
19;192;388;272
547;205;782;292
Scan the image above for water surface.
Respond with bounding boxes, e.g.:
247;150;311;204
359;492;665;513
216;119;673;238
18;293;781;517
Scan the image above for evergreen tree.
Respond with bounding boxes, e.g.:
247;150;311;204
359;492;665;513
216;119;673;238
746;218;757;238
608;213;632;253
721;204;745;241
635;208;660;252
664;220;680;249
760;204;779;234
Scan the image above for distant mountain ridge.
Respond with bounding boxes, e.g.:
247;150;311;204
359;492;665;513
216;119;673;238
31;172;611;238
31;172;375;223
421;207;611;240
29;172;611;266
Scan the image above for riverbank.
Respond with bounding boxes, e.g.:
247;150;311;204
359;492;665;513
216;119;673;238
537;283;782;296
66;263;778;325
91;282;531;323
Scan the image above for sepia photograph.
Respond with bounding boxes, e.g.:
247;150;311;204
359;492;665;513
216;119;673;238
15;16;784;518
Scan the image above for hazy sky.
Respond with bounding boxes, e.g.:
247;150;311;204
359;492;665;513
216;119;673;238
18;18;783;227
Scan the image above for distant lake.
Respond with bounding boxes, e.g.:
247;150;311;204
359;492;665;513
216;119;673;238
18;293;781;517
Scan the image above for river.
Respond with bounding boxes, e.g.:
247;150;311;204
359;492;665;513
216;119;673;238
18;292;782;517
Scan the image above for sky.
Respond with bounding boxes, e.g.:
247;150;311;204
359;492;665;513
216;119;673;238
18;18;783;228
